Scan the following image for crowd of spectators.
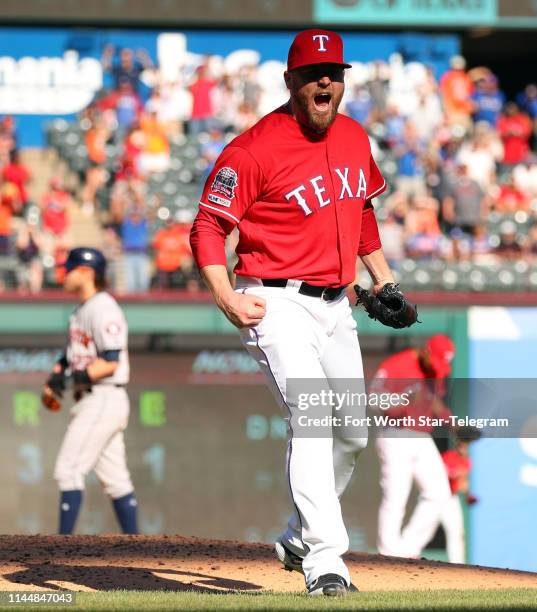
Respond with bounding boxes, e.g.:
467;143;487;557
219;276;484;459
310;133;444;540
2;45;537;293
0;115;69;294
0;111;76;294
360;57;537;271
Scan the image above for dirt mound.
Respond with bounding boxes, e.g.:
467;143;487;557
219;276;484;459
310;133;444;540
0;535;535;593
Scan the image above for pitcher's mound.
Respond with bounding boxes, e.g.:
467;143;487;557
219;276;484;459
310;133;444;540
0;535;536;593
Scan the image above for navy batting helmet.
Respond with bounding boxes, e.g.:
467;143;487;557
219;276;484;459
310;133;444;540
65;247;106;280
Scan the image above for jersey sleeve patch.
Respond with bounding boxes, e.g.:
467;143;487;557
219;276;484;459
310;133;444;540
105;322;122;336
199;146;263;224
210;167;238;202
93;315;127;352
207;193;232;207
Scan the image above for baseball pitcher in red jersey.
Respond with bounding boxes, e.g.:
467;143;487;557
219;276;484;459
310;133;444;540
372;335;456;559
190;29;410;596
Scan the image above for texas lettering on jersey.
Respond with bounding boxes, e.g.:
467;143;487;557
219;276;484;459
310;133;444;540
284;167;368;216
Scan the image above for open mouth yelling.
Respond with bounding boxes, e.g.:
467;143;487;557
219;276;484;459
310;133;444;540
313;92;332;113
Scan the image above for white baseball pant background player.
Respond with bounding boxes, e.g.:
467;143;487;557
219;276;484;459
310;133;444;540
440;494;466;563
376;428;452;558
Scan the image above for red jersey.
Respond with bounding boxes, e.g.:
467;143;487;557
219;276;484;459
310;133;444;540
2;163;30;203
442;449;471;494
497;113;532;165
373;349;451;433
41;190;70;236
496;185;527;212
190;77;215;120
198;105;386;286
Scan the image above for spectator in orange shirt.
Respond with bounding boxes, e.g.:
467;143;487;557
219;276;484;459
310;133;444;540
152;214;194;289
85;116;110;166
440;56;474;130
138;111;170;175
0;181;22;254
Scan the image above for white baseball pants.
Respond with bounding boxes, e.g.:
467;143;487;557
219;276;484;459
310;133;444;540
440;494;466;563
236;276;367;588
376;428;452;558
54;386;134;499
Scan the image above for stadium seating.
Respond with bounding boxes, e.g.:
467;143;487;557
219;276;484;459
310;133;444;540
43;119;537;293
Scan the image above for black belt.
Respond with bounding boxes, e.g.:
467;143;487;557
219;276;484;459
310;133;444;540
261;279;346;301
93;384;126;388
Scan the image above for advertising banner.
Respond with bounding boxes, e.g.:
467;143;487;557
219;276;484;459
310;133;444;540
315;0;497;26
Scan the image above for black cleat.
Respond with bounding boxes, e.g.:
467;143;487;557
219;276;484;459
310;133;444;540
307;573;353;597
275;539;304;573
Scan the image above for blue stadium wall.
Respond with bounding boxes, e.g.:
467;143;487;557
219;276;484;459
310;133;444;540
468;308;537;573
0;27;459;147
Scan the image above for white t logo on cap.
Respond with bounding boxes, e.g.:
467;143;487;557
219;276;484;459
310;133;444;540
312;34;329;52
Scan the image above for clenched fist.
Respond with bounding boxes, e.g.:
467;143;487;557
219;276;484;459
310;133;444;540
219;291;266;328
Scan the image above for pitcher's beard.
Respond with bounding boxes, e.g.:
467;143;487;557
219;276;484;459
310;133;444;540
294;92;340;134
308;109;337;133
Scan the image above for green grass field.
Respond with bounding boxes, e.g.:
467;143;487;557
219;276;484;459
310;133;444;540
2;589;535;611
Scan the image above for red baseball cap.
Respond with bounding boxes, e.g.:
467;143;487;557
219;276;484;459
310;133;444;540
287;29;352;72
426;334;456;378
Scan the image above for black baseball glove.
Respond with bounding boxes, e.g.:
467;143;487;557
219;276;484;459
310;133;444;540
73;369;93;401
454;425;482;443
46;371;66;398
354;283;419;330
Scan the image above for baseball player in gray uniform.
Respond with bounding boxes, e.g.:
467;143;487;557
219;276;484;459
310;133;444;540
42;247;138;534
